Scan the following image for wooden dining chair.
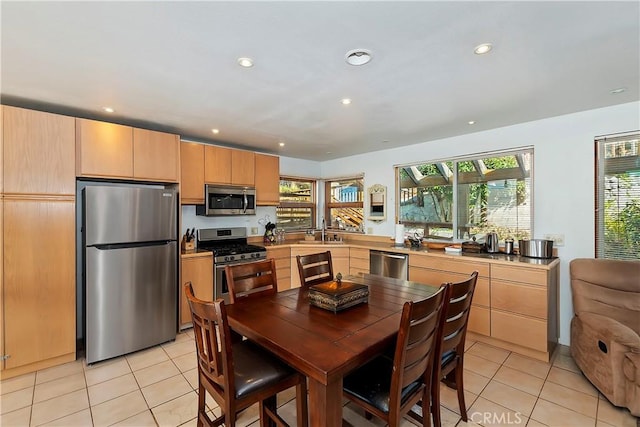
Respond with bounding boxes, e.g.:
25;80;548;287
431;271;479;427
296;251;333;287
342;284;450;427
184;282;308;427
225;258;279;303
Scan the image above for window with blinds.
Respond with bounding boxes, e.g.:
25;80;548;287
596;133;640;260
277;177;316;231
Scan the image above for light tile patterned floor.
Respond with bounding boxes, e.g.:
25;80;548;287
1;331;638;427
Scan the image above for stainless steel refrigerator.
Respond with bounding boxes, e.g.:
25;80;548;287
84;185;177;364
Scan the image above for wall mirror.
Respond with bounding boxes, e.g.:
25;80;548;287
368;184;386;222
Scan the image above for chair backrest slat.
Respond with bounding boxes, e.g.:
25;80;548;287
296;251;334;287
225;259;278;303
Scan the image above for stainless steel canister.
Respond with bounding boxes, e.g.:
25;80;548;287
504;238;514;255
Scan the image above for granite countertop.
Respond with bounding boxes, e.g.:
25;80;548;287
270;239;560;269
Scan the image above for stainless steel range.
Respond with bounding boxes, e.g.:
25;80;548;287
197;227;266;301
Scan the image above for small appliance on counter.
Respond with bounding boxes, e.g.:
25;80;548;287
519;239;554;258
485;231;500;253
504;238;515;255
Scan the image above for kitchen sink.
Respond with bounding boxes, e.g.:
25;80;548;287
296;240;345;244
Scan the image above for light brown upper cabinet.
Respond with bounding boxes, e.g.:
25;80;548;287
76;118;133;178
255;153;280;206
133;128;179;182
4;106;75;195
76;118;179;182
205;145;255;186
180;142;205;204
231;149;255;186
204;145;232;184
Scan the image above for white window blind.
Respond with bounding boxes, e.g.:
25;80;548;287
595;133;640;260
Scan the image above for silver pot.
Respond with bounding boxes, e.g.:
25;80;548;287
518;239;554;258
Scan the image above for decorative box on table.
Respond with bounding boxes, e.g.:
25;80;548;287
308;276;369;313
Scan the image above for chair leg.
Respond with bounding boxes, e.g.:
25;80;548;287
431;377;442;427
455;365;467;422
260;395;278;427
296;379;309;427
421;395;432;427
197;382;207;427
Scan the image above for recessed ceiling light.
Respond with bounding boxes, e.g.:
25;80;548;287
468;120;476;125
474;43;493;55
341;98;352;105
103;107;115;113
345;49;372;66
326;151;332;154
237;57;254;68
279;142;285;147
211;129;220;134
610;87;626;94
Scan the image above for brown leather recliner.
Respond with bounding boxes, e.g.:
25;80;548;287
570;258;640;416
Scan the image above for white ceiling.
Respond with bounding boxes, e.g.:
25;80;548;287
2;1;639;161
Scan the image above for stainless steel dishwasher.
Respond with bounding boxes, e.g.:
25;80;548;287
369;250;409;280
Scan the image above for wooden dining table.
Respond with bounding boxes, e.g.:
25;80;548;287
224;273;440;426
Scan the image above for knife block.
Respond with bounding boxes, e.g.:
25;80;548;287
181;237;195;252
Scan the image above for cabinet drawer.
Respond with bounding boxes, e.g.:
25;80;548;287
409;255;489;277
491;310;547;352
468;305;490;336
492;280;547;319
491;264;547;286
292;247;350;258
409;268;488;306
276;267;290;280
350;267;369;277
350;247;369;259
277;276;291;292
350;256;369;270
267;246;290;260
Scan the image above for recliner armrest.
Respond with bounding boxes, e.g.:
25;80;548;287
577;312;640;352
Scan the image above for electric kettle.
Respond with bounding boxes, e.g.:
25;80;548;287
485;232;500;253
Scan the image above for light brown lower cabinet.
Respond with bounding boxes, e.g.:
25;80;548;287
409;253;559;361
2;197;76;377
266;246;291;291
180;253;213;328
409;255;491;336
349;247;370;277
488;263;558;360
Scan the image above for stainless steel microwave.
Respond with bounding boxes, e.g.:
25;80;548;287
196;185;256;216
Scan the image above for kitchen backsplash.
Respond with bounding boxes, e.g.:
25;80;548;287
181;205;277;239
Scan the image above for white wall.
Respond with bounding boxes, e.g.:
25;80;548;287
320;101;640;345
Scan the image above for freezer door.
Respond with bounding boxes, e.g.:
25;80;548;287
84;186;177;246
86;242;177;364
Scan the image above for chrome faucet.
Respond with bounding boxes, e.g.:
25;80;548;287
321;217;326;242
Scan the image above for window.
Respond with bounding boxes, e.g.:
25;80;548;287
398;149;533;242
277;177;316;231
325;176;364;231
596;133;640;260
